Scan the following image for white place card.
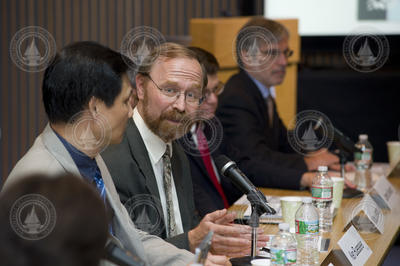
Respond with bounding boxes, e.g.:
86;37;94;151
338;225;372;266
344;194;384;234
373;177;399;210
360;194;385;234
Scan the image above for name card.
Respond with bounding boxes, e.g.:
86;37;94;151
373;177;399;210
338;225;372;266
344;194;384;234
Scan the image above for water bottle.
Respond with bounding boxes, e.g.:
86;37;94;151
311;166;333;232
354;134;373;190
295;197;319;265
271;223;297;265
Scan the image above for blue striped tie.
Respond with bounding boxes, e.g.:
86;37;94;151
93;167;106;203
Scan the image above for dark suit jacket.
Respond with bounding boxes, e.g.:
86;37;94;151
102;119;199;251
216;70;308;189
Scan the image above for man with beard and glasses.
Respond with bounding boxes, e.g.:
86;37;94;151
2;41;200;266
216;17;341;190
102;42;268;259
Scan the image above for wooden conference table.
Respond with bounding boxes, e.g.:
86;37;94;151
230;177;400;265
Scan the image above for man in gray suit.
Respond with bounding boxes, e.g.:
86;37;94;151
3;41;228;266
103;42;268;258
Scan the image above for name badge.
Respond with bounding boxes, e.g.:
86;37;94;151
373;177;399;210
338;225;372;265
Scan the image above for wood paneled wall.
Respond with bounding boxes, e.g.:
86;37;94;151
0;0;264;184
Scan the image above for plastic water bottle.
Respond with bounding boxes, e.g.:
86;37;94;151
271;223;297;265
311;166;333;232
295;197;319;265
354;134;373;190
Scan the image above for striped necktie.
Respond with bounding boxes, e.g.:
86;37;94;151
162;145;178;237
266;88;274;128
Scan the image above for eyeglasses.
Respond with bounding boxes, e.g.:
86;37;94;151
203;81;224;100
142;73;205;106
269;48;293;59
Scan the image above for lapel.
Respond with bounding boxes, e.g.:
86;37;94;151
41;124;82;177
239;70;270;124
41;123;147;260
125;119;161;200
170;141;189;223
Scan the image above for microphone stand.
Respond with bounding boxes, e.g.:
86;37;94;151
230;190;275;266
338;149;348;180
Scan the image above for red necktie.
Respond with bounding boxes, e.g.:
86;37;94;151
196;127;229;209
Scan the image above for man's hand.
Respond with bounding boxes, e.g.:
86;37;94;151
188;209;268;257
204;253;232;266
304;148;339;171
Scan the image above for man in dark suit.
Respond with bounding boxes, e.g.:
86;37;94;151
216;17;340;189
103;42;267;258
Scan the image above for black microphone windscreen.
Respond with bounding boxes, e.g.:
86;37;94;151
215;155;232;172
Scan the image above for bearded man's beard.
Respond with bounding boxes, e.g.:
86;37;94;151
142;93;193;142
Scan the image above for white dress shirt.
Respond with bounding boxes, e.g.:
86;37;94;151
133;107;184;237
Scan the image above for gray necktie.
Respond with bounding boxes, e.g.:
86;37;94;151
266;88;274;128
162;145;178;237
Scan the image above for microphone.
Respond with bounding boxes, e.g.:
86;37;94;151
104;236;145;266
215;155;276;215
313;117;361;154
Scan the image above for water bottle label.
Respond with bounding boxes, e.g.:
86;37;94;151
355;151;371;161
271;248;297;264
295;220;319;234
311;186;332;200
286;249;297;264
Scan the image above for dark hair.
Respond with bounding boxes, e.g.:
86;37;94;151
188;47;220;75
0;173;108;266
43;41;133;123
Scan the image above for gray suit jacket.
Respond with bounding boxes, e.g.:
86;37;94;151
3;124;194;266
102;119;200;251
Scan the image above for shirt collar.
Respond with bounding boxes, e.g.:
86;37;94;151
246;72;276;99
133;107;173;163
53;127;99;181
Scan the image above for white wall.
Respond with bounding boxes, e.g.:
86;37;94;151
264;0;400;36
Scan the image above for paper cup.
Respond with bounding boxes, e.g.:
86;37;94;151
280;196;303;233
331;177;344;209
251;259;270;266
387;141;400;168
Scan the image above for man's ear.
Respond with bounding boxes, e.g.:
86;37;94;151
88;96;99;117
135;74;146;100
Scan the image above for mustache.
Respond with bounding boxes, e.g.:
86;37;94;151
161;110;187;122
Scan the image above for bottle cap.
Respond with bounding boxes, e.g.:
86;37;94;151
302;197;312;204
359;134;368;140
318;166;328;172
279;223;290;231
